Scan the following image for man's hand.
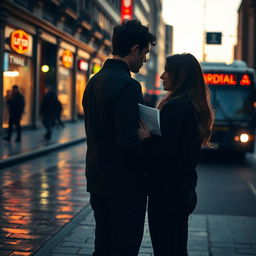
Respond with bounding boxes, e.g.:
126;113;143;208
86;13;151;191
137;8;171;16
138;120;151;140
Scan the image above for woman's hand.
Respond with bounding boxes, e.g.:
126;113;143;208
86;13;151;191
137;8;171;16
138;121;151;140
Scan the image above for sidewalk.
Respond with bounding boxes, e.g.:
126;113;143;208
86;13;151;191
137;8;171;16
35;205;256;256
0;121;86;169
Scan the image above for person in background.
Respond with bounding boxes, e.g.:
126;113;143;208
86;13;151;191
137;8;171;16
40;86;58;140
3;90;12;125
3;85;25;142
82;19;156;256
138;53;214;256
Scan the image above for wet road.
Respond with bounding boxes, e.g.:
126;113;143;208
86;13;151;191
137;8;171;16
195;152;256;217
0;144;255;255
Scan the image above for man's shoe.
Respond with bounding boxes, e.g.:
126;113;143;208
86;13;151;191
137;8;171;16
3;137;11;142
15;138;21;142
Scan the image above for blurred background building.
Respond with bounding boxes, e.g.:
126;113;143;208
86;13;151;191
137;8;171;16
235;0;256;70
0;0;171;131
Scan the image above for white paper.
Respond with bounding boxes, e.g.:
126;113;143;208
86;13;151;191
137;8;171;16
138;103;161;136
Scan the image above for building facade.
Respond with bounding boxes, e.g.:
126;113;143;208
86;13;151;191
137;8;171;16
235;0;256;70
0;0;164;131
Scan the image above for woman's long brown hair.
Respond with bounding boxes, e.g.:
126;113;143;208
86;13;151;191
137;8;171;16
158;53;214;146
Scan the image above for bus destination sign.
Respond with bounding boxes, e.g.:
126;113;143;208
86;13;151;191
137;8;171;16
203;73;252;86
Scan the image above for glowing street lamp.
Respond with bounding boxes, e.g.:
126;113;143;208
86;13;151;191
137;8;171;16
41;65;49;73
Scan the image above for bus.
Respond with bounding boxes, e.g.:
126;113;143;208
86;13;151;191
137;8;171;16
201;60;256;156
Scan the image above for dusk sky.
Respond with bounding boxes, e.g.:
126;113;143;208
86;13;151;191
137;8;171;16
162;0;242;63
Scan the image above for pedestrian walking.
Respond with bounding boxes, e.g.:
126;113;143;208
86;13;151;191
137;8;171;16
82;19;156;256
3;85;25;142
138;53;214;256
55;99;65;128
40;86;58;140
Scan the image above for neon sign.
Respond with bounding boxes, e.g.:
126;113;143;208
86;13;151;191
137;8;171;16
11;30;29;54
240;74;251;86
121;0;133;21
203;73;252;86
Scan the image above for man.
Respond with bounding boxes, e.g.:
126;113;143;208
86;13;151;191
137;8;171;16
82;19;156;256
3;85;25;142
40;86;58;140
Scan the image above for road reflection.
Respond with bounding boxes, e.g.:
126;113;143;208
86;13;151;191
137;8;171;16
0;150;88;254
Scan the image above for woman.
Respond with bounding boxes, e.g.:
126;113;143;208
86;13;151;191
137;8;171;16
138;53;214;255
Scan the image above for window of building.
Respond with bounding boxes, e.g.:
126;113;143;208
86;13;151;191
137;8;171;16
3;52;33;127
76;72;86;118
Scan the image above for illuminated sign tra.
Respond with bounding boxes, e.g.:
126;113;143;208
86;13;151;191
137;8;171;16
78;59;88;72
203;73;252;86
121;0;133;21
11;30;29;54
62;50;73;68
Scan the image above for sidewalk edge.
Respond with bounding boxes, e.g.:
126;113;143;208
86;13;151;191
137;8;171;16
0;136;86;169
246;152;256;168
33;204;92;256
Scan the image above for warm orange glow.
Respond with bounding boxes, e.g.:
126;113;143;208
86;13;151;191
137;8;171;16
56;214;74;219
2;228;30;234
62;50;73;68
253;102;256;108
11;30;29;54
240;74;251;86
203;73;237;85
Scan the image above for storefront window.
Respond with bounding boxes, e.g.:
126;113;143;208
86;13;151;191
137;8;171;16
76;72;86;118
3;52;32;128
58;66;72;120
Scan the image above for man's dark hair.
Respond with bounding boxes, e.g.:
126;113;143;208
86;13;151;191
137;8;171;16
112;19;156;57
12;85;18;90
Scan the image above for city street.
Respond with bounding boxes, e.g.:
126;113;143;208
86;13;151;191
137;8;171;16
0;134;255;255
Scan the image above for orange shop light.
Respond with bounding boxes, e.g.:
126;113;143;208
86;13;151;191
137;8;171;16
62;50;73;68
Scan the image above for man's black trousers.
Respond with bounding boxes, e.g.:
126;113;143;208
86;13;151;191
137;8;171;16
90;191;147;256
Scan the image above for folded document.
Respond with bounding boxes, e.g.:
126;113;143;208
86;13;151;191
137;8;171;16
138;103;161;136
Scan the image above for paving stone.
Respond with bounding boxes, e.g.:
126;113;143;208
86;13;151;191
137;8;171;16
236;248;256;254
52;246;79;254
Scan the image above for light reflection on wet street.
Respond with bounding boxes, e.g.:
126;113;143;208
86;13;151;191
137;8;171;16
0;143;88;255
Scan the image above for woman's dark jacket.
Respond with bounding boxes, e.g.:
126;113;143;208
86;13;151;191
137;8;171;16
142;97;201;207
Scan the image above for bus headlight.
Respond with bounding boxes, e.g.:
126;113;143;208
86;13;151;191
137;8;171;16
240;133;249;143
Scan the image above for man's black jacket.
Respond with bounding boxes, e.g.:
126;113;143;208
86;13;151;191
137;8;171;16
82;59;147;194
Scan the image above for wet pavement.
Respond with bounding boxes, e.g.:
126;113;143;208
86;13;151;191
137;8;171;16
0;121;86;168
0;142;88;255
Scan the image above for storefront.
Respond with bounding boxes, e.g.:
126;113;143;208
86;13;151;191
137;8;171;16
76;49;89;118
3;27;34;128
0;2;108;132
58;43;75;120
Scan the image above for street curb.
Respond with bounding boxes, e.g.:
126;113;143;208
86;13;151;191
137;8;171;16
33;204;92;256
246;152;256;168
0;136;86;169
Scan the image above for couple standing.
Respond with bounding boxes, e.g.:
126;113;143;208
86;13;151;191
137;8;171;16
82;19;214;256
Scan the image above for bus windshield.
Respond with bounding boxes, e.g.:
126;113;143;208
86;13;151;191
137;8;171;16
210;87;254;122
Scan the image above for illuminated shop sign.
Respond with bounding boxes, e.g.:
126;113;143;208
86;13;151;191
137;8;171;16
11;30;29;54
203;73;252;86
93;63;101;74
9;54;26;66
121;0;133;21
78;59;88;72
62;50;73;68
